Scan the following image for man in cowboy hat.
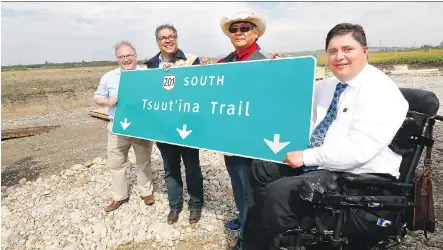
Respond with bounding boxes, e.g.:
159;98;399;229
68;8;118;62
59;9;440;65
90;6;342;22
216;11;269;250
218;11;267;63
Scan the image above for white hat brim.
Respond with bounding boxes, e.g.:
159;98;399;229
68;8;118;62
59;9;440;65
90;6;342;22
220;12;266;38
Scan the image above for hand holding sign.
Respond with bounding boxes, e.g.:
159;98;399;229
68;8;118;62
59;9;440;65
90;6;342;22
163;63;172;71
200;58;211;65
283;151;304;169
271;52;283;59
107;97;118;107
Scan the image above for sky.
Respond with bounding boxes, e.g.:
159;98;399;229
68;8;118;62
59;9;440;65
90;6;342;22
1;1;443;66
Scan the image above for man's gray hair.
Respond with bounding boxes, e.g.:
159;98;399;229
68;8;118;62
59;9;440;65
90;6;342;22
155;24;178;41
114;40;137;57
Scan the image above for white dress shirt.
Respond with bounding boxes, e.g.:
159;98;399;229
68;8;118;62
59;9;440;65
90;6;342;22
94;65;142;119
158;53;166;69
303;64;409;178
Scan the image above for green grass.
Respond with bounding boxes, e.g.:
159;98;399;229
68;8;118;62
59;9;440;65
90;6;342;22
26;88;43;95
316;48;443;65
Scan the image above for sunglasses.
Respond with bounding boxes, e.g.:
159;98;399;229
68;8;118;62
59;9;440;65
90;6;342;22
228;26;253;33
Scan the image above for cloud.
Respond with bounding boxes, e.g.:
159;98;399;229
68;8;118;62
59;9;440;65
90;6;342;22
258;2;443;53
1;8;40;18
1;2;442;66
75;17;96;25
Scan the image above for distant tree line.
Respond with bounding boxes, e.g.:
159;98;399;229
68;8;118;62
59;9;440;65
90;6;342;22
420;44;443;49
2;45;442;71
1;59;149;71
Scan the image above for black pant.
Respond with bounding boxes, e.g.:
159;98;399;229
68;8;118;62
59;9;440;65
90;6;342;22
246;160;337;249
156;142;204;211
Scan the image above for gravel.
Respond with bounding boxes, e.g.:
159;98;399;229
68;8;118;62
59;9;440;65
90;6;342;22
1;149;237;250
1;107;108;187
1;74;442;250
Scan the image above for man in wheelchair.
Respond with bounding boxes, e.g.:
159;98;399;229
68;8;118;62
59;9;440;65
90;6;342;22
244;23;442;250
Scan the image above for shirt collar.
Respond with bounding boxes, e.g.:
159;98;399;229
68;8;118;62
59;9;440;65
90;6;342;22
233;42;259;60
158;49;187;64
341;63;369;88
118;65;141;74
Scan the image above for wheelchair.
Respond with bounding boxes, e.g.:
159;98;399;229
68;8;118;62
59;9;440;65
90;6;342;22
249;87;442;250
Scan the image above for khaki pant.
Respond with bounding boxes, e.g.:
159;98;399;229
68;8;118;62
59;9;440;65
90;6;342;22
107;121;154;201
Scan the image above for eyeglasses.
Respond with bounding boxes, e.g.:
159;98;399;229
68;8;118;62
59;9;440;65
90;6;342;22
117;54;135;60
158;36;177;42
228;26;253;33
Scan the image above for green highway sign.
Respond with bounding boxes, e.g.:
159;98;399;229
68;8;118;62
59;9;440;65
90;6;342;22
112;56;316;163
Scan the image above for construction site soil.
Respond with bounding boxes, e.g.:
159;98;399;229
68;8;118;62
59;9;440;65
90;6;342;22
1;64;442;250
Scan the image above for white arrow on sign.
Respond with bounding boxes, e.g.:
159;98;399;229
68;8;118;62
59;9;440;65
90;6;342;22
264;134;290;154
177;124;193;139
120;118;131;130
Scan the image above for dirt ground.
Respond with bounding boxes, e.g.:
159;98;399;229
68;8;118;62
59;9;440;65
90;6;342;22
1;67;114;121
1;107;108;186
1;66;115;186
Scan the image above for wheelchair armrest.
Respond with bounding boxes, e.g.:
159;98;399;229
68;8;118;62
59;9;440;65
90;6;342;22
339;173;412;189
340;173;393;183
299;176;413;209
432;114;443;122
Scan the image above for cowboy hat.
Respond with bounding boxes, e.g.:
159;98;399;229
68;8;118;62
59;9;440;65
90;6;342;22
220;11;266;38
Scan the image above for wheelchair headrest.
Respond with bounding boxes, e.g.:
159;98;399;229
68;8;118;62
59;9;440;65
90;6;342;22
400;88;439;116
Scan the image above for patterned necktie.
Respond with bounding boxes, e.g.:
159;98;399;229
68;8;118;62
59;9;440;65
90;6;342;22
303;82;347;172
309;82;348;148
